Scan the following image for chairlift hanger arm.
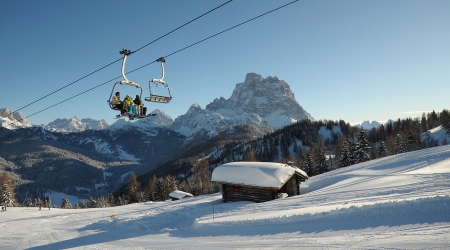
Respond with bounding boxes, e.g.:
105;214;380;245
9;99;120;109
119;49;140;88
151;57;167;86
145;57;172;103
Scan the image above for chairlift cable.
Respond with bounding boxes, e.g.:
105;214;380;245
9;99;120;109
9;0;234;116
13;0;299;122
132;0;234;54
163;0;299;59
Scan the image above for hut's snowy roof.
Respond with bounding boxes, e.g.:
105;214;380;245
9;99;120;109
211;162;308;189
169;190;193;199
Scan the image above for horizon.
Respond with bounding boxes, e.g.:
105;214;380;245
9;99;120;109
0;106;443;128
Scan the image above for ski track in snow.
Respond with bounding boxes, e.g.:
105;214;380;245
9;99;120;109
1;145;450;249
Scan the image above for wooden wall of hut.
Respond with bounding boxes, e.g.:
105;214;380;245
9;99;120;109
221;184;278;203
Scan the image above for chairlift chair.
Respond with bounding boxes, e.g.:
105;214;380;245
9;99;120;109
107;49;143;112
145;57;172;104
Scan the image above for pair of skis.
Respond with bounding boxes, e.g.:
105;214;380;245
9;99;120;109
114;113;157;120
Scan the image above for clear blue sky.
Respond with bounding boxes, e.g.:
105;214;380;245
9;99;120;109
1;0;449;126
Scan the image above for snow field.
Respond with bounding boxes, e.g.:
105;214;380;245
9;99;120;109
1;145;449;249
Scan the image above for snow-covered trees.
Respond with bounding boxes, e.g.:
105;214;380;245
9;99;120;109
395;134;406;154
0;172;15;207
353;130;372;164
154;178;165;201
313;148;327;175
406;130;419;152
43;195;51;207
61;196;73;209
1;184;14;207
338;140;351;168
303;153;314;177
377;141;387;158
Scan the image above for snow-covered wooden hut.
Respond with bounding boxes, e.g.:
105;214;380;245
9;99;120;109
169;190;193;201
211;162;309;203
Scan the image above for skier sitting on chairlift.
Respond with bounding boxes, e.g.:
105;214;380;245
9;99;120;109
134;95;147;116
111;92;128;117
123;95;136;115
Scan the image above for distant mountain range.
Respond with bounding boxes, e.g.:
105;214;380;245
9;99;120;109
2;73;313;135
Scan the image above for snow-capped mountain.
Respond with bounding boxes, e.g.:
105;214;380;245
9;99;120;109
355;119;396;130
206;73;313;129
0;108;32;129
356;120;382;130
106;73;310;141
170;103;272;140
44;116;109;133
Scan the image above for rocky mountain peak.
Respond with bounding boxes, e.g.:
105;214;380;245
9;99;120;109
186;104;204;114
244;72;264;84
206;73;313;129
0;108;32;129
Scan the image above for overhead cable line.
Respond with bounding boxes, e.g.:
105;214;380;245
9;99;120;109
20;0;299;121
132;0;233;54
10;0;233;116
163;0;299;59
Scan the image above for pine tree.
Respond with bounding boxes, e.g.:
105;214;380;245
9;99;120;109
377;141;388;158
0;184;14;207
144;176;156;202
349;140;358;165
327;155;334;171
313;148;327;175
117;195;127;206
77;199;87;208
34;198;42;207
406;130;418;152
43;195;51;207
378;124;386;141
303;153;314;177
0;172;15;206
395;134;406;154
421;113;428;132
88;196;97;208
127;172;141;204
154;178;164;201
427;110;439;129
440;109;450;129
61;196;73;209
338;140;351;168
354;130;372;163
107;193;115;207
386;121;393;138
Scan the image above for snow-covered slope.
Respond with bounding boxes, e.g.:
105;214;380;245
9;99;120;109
421;125;450;146
2;145;449;249
0;108;32;129
44;116;109;133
